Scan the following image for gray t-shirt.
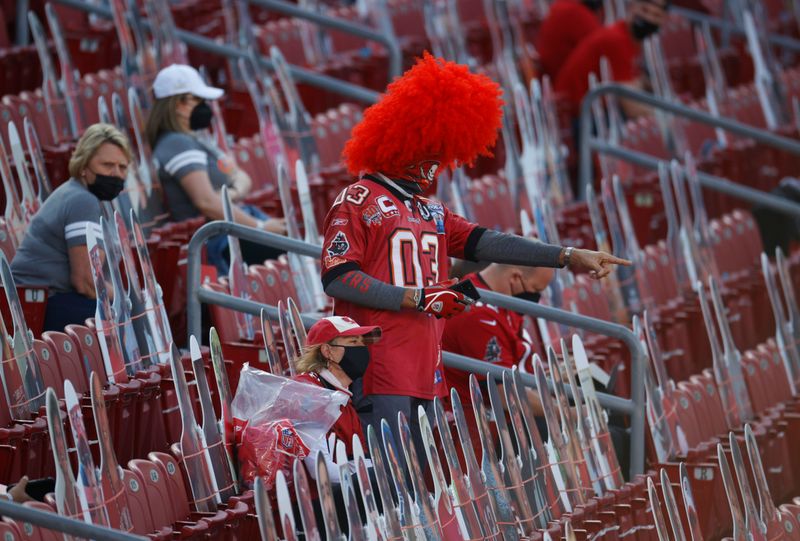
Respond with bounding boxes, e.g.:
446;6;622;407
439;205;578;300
153;131;232;222
10;178;102;294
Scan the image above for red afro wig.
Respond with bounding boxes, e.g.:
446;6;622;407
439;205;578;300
343;52;504;177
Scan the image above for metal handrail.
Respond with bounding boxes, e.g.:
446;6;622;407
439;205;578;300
0;498;145;540
186;221;647;476
198;286;634;415
670;5;800;53
246;0;402;80
50;0;381;104
578;83;800;218
592;140;800;216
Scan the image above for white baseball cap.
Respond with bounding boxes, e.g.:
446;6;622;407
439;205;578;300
152;64;224;100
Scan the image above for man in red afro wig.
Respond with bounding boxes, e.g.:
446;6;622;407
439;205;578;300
319;53;630;455
343;52;503;187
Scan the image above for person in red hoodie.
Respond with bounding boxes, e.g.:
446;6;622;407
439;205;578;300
536;0;603;80
442;263;554;452
554;0;669;118
293;316;382;456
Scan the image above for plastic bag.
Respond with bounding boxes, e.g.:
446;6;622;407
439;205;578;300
232;364;349;489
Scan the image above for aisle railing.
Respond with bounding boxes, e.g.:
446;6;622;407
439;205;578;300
51;0;381;103
0;498;145;541
578;82;800;219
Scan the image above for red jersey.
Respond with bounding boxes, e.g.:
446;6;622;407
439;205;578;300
554;20;640;114
442;272;533;406
293;371;364;456
536;0;601;79
320;175;483;400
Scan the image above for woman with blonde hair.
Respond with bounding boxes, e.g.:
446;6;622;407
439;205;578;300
293;316;382;456
146;64;286;274
11;123;131;331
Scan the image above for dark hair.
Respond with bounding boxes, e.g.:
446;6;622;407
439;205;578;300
144;94;190;147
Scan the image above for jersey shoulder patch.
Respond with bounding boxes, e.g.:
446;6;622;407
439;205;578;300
326;231;350;257
484;336;502;364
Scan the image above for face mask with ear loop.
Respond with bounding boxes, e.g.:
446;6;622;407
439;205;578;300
512;275;542;303
327;345;371;380
513;290;542;303
189;101;214;130
87;172;125;201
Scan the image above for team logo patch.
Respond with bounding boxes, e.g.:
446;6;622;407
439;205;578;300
484;336;502;363
362;204;383;226
418;160;439;182
331;217;349;226
217;156;236;175
427;201;445;217
327;231;350;257
280;428;294;449
427;201;445;234
434;369;443;385
362;205;382;225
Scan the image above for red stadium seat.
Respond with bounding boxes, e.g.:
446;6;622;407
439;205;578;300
42;331;89;396
127;458;216;540
31;339;61;397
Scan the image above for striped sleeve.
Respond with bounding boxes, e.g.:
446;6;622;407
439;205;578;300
64;221;103;246
62;189;102;247
163;149;207;176
155;133;208;180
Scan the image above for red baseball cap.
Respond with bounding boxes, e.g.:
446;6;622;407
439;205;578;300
306;316;382;346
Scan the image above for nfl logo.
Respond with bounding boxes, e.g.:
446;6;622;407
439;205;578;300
280;428;294;449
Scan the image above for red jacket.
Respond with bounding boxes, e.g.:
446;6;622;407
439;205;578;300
536;0;602;79
293;371;365;457
555;20;640;114
442;272;534;402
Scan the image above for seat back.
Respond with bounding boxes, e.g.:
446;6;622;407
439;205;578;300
128;458;181;527
148;451;193;519
0;520;22;541
42;331;89;396
32;339;62;397
13;502;62;541
64;324;108;384
122;468;157;534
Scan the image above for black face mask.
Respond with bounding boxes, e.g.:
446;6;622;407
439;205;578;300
189;101;213;130
631;17;660;41
582;0;603;11
337;346;370;380
87;173;125;201
513;291;541;304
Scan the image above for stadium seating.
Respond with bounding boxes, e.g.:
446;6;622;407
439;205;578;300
0;0;800;538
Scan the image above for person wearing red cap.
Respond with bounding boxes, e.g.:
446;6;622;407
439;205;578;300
293;316;382;456
319;53;630;446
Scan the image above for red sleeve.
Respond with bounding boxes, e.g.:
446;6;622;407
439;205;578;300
320;185;371;279
446;307;518;369
604;28;637;83
444;207;485;261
